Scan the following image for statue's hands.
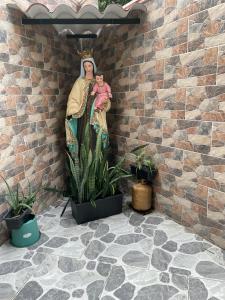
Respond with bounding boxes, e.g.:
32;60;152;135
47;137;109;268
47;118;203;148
91;91;95;96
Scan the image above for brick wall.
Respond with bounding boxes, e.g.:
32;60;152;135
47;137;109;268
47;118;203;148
0;2;79;244
95;0;225;249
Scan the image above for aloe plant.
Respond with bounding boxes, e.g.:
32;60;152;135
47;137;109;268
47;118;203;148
1;176;40;216
66;124;131;206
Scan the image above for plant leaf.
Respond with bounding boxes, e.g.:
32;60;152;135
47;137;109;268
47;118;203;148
130;144;148;154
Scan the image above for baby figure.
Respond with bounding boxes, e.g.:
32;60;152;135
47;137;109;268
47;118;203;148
91;71;112;111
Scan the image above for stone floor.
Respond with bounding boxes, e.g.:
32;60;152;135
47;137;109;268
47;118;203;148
1;198;225;300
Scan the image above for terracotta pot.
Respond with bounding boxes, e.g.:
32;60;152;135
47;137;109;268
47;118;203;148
132;180;152;212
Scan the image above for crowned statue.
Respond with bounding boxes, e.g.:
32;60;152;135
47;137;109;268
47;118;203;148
65;50;111;158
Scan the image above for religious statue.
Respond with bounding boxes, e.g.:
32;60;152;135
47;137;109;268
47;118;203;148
65;50;111;159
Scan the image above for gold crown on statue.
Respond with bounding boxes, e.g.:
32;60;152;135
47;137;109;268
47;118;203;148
77;49;93;59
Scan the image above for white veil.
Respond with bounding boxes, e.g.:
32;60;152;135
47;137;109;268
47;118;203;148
79;57;97;78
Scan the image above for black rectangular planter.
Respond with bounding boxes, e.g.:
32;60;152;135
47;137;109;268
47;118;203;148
71;193;123;224
130;164;157;183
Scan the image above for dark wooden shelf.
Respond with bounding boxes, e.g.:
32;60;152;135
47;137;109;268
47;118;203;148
22;18;140;25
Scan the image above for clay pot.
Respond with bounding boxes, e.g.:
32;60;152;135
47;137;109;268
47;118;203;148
132;180;152;212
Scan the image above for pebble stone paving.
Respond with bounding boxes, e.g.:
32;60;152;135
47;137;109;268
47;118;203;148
1;197;225;300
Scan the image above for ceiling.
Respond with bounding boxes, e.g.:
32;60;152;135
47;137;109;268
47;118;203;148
8;0;147;37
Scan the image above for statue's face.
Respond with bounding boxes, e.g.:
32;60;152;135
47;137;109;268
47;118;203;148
84;61;93;73
96;75;103;84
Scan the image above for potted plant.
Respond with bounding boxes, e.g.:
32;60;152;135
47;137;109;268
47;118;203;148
48;124;131;224
67;125;131;224
130;144;157;183
1;177;41;247
129;144;157;212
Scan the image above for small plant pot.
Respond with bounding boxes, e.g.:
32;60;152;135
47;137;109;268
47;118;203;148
3;209;31;231
71;193;123;224
130;165;157;183
11;214;40;248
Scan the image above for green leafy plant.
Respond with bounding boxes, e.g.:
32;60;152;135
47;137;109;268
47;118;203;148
130;144;155;178
99;0;131;11
1;176;40;216
66;124;131;206
46;124;131;207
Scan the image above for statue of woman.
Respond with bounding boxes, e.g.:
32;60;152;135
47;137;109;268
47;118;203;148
65;50;111;159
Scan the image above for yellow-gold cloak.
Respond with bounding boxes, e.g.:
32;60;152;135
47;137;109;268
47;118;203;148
66;77;111;132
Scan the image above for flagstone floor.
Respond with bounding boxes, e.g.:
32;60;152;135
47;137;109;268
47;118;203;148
1;198;225;300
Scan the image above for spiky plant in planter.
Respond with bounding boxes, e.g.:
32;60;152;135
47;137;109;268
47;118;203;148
1;177;41;247
67;125;129;204
66;124;131;223
48;124;131;223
